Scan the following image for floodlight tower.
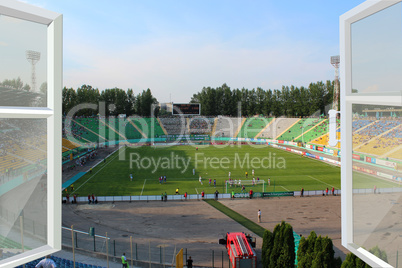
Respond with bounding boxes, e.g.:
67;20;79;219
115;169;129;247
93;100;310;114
331;55;340;111
26;50;41;92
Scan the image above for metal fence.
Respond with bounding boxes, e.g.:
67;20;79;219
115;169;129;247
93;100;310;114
62;226;234;268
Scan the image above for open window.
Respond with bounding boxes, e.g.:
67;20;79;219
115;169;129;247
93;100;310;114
0;1;62;267
340;0;402;267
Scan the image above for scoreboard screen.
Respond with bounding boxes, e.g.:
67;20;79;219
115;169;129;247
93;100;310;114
172;103;200;115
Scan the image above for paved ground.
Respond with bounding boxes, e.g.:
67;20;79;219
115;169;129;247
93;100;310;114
61;194;346;268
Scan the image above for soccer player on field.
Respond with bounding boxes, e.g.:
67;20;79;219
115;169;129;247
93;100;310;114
199;176;203;185
228;171;231;179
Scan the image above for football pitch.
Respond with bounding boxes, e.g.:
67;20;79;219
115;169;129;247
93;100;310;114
70;144;396;196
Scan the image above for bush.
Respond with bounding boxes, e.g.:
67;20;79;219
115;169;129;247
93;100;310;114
297;231;336;268
341;245;388;268
262;221;295;268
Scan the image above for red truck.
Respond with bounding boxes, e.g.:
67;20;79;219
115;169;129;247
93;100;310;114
222;232;257;268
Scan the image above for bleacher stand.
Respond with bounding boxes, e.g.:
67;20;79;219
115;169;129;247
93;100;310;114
258;118;299;139
276;118;324;141
352;119;374;133
352;118;401;156
189;117;214;134
213;117;242;138
237;117;272;138
0;118;47;181
159;117;188;135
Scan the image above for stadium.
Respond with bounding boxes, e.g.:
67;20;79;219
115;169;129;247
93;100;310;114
1;102;401;267
1;0;402;268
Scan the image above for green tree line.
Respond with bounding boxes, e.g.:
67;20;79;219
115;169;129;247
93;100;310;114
190;81;334;117
262;221;389;268
1;77;31;91
62;85;157;117
61;81;334;117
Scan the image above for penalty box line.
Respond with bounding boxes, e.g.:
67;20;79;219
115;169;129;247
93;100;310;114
307;175;335;189
74;147;127;193
280;185;290;191
140;179;147;196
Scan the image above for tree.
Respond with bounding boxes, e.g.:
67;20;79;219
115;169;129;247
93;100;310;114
297;231;336;268
22;84;31;91
369;246;387;263
126;89;136;115
262;221;295;268
40;82;47;94
100;88;131;116
255;87;265;115
135;88;157;116
62;87;77;115
341;253;370;268
271;90;282;117
2;77;24;90
221;84;233;116
263;89;273;116
297;231;317;268
76;85;100;116
262;230;274;268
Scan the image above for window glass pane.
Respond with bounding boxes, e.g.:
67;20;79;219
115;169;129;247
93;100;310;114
352;104;401;266
0;14;47;107
351;3;402;94
0;118;47;260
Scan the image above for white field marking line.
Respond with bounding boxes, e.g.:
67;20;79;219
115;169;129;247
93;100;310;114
273;174;318;178
87;145;122;172
195;188;199;194
307;175;335;188
280;185;290;191
74;147;126;193
140;179;147;196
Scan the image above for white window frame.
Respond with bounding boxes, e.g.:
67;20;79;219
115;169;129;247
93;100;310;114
0;1;62;267
340;0;402;267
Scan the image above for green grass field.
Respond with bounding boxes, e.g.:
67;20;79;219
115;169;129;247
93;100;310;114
69;144;398;196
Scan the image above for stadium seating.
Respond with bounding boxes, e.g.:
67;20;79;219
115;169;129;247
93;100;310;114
71;117;103;142
188;117;215;134
0;235;30;251
276;118;324;141
311;131;341;147
0;119;47;177
129;117;165;138
213;117;243;138
159;117;189;135
257;117;299;140
236;117;273;139
352;119;401;156
62;138;81;152
352;119;375;133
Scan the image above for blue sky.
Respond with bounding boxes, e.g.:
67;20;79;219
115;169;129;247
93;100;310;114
23;0;365;102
